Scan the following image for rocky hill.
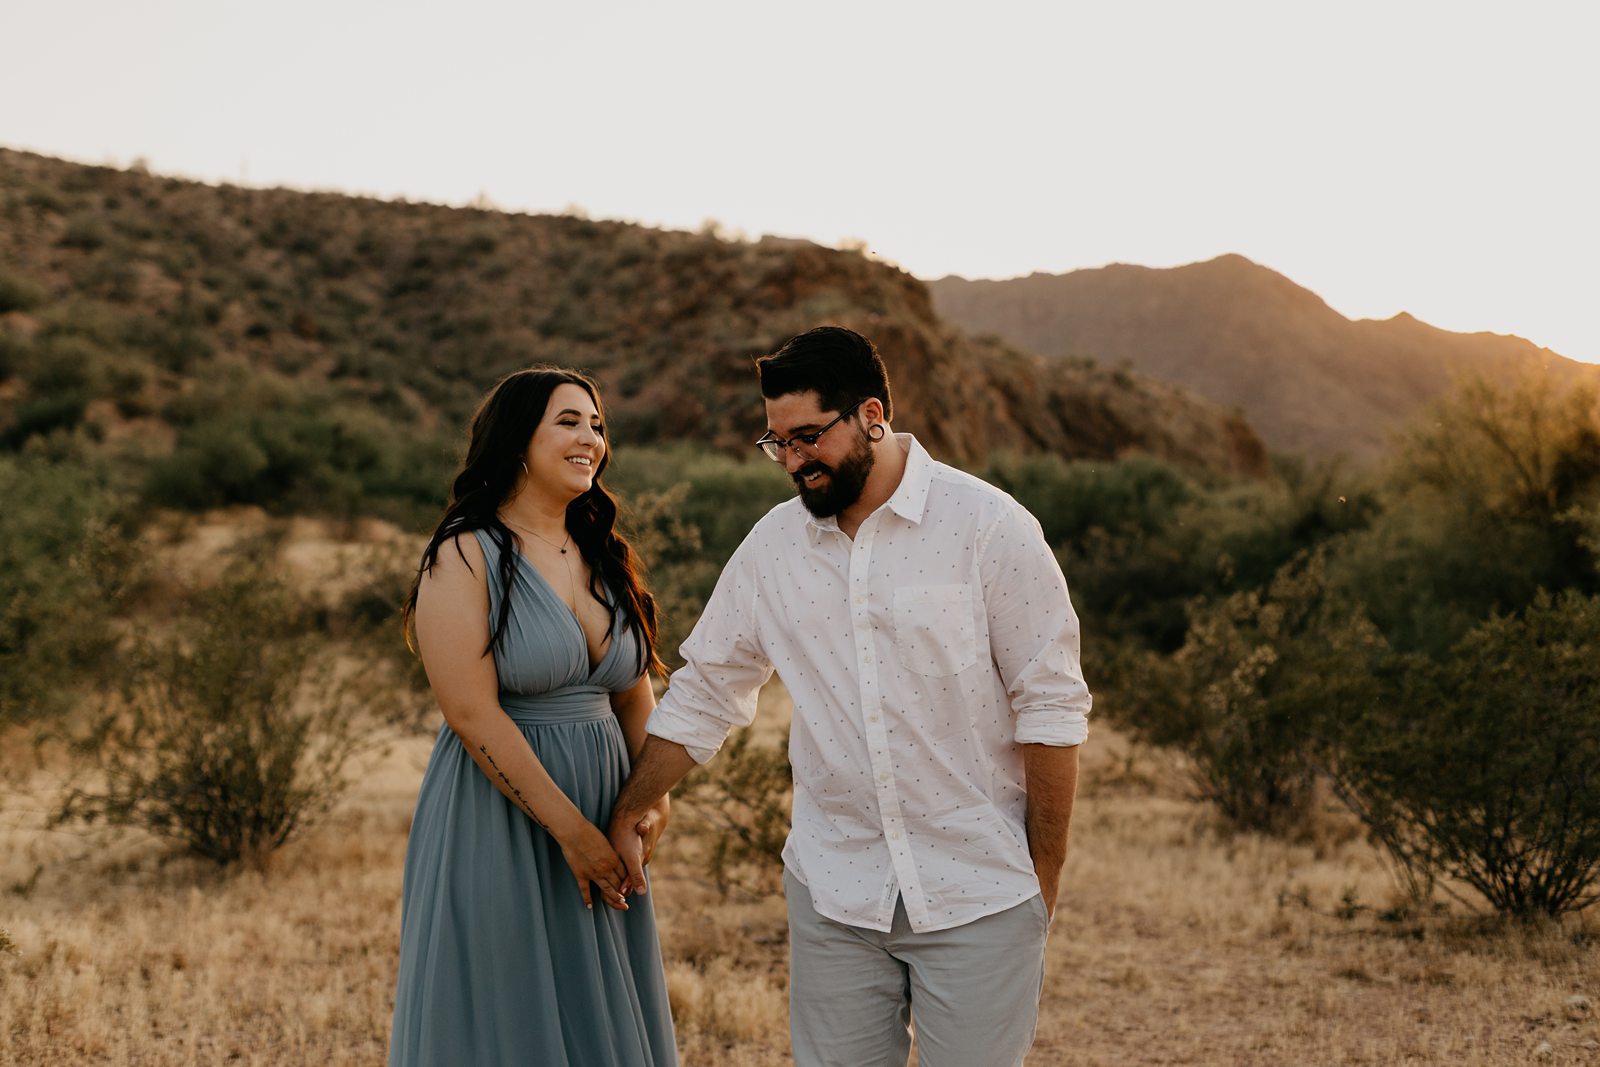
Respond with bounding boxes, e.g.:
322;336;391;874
0;148;1266;507
927;255;1595;460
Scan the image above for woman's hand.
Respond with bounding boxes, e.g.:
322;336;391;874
558;821;630;911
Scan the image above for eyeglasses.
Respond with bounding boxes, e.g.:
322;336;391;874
754;399;866;462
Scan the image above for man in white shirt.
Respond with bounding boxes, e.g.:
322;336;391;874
609;326;1089;1067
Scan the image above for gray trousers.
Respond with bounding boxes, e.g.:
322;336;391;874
785;871;1049;1067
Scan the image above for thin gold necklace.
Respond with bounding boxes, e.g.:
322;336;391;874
504;518;570;555
503;517;581;612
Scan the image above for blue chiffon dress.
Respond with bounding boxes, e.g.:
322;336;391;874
389;529;678;1066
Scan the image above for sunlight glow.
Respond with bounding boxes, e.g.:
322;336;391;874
2;0;1594;361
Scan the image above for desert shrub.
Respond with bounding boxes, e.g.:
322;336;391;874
981;451;1196;547
1116;552;1381;833
0;452;127;724
320;541;434;730
0;266;46;312
0;928;16;957
677;731;792;898
145;374;453;523
608;446;790;565
1321;592;1600;918
605;452;790;665
71;248;141;302
1332;373;1600;656
35;296;127;347
59;211;114;249
25;334;115;394
983;453;1376;655
0;329;29;380
620;483;717;668
58;568;367;867
1;392;89;447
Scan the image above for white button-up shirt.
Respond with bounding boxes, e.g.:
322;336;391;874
647;434;1090;933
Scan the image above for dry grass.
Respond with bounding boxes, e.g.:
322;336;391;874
3;694;1597;1066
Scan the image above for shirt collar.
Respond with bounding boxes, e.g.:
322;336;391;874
803;433;933;542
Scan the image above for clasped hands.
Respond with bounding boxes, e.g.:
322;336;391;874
558;795;669;912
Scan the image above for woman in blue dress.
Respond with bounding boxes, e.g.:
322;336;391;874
391;367;677;1066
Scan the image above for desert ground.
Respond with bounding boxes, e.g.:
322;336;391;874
2;681;1596;1066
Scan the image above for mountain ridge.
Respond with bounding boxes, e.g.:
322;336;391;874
926;254;1594;459
0;147;1267;488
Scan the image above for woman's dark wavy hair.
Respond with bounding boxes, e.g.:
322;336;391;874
402;366;664;680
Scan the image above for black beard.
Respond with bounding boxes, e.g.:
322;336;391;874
793;431;875;518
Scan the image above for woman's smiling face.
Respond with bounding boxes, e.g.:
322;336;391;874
522;382;606;503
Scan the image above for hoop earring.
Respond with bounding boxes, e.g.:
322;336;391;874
520;460;529;476
867;424;886;442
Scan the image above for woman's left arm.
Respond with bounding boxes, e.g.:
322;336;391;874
612;675;671;872
612;674;656;761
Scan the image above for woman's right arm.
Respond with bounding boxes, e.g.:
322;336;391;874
414;535;630;911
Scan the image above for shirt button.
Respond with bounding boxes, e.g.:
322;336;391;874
868;714;880;723
879;772;891;783
890;830;903;840
863;654;873;664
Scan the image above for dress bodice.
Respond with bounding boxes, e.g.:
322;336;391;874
472;528;644;699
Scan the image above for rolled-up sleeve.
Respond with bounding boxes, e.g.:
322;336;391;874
646;539;773;764
979;502;1091;747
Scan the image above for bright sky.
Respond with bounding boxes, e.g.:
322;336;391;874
3;0;1596;362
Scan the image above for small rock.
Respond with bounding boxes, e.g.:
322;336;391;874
1534;1041;1554;1059
1568;994;1595;1021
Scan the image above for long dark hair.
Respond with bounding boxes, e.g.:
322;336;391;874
402;366;664;680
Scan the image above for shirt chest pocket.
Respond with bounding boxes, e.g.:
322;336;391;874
892;583;978;678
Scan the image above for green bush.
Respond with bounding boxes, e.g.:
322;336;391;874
145;373;454;524
0;266;46;312
608;445;790;565
59;211;112;250
1116;553;1380;833
57;569;368;867
1331;373;1600;656
981;451;1196;547
677;731;792;898
985;453;1376;654
1;391;90;447
0;452;126;724
1321;592;1600;918
0;329;28;379
616;483;717;668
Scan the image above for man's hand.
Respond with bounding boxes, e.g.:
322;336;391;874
610;736;700;895
609;811;649;896
614;795;670;896
637;795;670;867
1033;853;1062;921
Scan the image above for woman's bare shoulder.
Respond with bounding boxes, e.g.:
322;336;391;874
421;529;489;589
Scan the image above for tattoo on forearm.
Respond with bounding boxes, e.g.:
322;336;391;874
479;743;548;830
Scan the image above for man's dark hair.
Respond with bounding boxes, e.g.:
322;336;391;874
756;326;893;420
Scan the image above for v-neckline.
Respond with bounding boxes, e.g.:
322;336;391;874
507;544;616;678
